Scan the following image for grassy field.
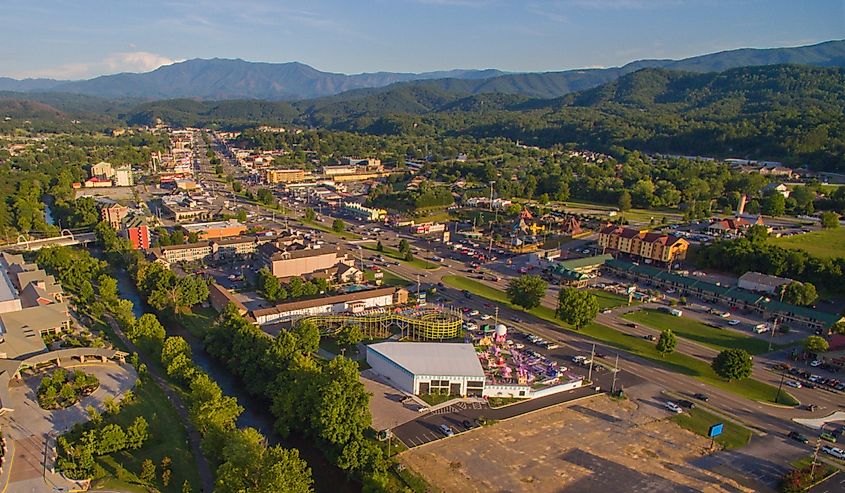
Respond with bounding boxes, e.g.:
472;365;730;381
365;269;412;287
361;243;438;270
170;306;218;339
671;407;752;449
770;227;845;259
442;275;798;406
590;289;635;310
623;309;783;355
302;219;361;240
84;375;200;493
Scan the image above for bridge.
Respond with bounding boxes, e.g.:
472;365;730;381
304;305;463;341
0;230;96;252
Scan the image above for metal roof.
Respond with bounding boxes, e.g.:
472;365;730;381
367;342;485;378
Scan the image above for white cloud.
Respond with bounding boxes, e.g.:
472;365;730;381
21;51;178;80
104;51;177;73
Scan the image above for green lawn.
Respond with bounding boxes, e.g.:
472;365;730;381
365;269;412;287
623;309;781;355
770;227;845;259
442;275;798;406
81;375;200;493
590;289;635;310
672;407;752;449
362;243;438;270
170;306;218;339
302;219;361;240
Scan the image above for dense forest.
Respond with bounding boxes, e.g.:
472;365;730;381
3;64;845;172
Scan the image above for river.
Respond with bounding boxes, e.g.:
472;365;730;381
109;259;360;493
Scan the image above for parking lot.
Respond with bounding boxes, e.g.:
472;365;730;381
400;395;754;493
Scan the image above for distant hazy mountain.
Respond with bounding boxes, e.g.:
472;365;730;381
1;39;843;102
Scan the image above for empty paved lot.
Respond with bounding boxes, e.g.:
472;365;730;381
400;395;754;493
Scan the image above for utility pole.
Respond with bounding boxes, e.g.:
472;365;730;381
587;343;596;383
775;372;785;404
489;181;495;212
811;436;822;479
494;306;499;328
611;353;619;394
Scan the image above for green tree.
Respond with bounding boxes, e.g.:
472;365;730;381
820;211;840;229
336;325;363;348
832;321;845;335
376;240;384;252
656;329;677;357
257;188;275;205
398;239;410;254
506;275;548;311
214;428;313;493
125;416;149;449
128;313;166;346
97;424;127;454
711;349;753;381
331;218;346;233
182;480;193;493
745;224;769;243
292;320;321;354
804;335;829;354
617;190;632;212
304;207;316;222
139;458;156;485
161;456;172;487
762;192;786;216
556;288;599;330
782;281;817;306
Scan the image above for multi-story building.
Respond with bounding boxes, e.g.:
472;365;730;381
153;236;265;265
598;226;689;264
161;195;211;222
257;243;351;279
90;161;114;179
181;219;247;240
113;165;134;187
0;253;71;359
100;203;129;229
263;169;306;184
122;216;151;250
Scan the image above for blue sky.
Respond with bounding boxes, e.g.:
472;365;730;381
2;0;843;79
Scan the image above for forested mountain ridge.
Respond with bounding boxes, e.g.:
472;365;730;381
1;39;843;100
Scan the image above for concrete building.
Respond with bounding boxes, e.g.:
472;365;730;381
161;195;211;222
263;169;306;184
257;243;351;279
606;259;844;331
343;202;387;222
251;286;408;325
90;161;114;179
182;219;247;240
598;226;689;264
100;203;129;229
122;216;151;250
113;165;134;187
737;272;792;295
321;164;358;176
366;342;485;397
0;253;71;359
153;236;265;265
208;283;248;316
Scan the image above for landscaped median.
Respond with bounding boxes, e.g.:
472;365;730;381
361;243;438;270
442;275;798;406
622;308;788;355
672;407;752;449
301;219;361;240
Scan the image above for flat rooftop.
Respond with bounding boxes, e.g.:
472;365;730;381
182;219;244;231
368;342;485;378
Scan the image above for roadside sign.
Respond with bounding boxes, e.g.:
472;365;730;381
708;423;724;438
626;286;636;294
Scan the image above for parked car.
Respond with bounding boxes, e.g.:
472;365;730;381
461;419;474;430
822;445;845;460
693;393;709;402
788;431;810;444
678;400;696;409
438;424;454;437
664;401;683;414
810;360;822;367
786;380;802;389
820;432;837;443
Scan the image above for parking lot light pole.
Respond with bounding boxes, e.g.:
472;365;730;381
587;343;596;383
611;354;619;394
775;372;785;404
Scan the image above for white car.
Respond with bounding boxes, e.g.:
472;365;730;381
810;360;822;367
822;445;845;460
727;319;741;326
665;401;683;414
480;314;492;320
786;380;802;389
469;309;480;316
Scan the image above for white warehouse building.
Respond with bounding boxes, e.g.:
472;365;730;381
366;342;485;397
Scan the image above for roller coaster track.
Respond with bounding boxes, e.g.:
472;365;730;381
303;305;464;341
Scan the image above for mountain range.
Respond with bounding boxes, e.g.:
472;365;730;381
1;39;843;101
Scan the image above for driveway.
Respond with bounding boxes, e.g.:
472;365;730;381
0;361;137;493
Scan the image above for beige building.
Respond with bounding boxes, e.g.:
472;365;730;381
263;169;306;184
113;165;134;187
153;236;266;265
100;203;129;229
257;243;352;279
598;226;689;263
251;286;408;325
90;161;114;179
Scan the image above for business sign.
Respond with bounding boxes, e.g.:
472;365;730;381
626;286;637;295
708;423;724;438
